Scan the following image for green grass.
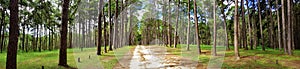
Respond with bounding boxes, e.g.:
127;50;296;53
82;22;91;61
0;49;77;69
0;46;135;69
166;44;300;69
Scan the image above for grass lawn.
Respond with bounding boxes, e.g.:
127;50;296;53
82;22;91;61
0;46;135;69
166;44;300;69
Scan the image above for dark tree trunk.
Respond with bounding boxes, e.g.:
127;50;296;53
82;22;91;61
6;0;19;68
276;0;282;51
26;26;29;52
22;24;25;51
48;28;51;51
69;28;72;48
97;0;104;55
258;0;265;51
0;9;5;53
58;0;70;66
39;25;42;51
168;0;171;47
268;0;275;50
241;0;248;50
193;0;201;54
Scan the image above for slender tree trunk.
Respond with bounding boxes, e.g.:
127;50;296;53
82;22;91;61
58;0;70;66
246;0;253;50
39;25;42;51
221;5;230;50
276;0;282;51
69;28;72;48
268;0;275;49
6;0;19;68
22;24;25;51
108;0;112;52
97;0;104;55
105;0;111;53
281;0;287;54
174;0;180;48
193;0;201;54
234;0;240;60
26;26;29;52
241;0;247;50
0;9;5;53
37;25;40;52
168;0;171;47
112;0;118;50
213;0;217;56
252;0;257;49
258;0;265;51
186;0;191;51
287;0;292;55
291;2;295;50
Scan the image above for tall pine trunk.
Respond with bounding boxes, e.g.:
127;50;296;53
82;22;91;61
258;0;265;51
97;0;104;55
281;0;287;54
287;0;292;55
241;0;247;50
174;0;180;48
168;0;172;47
193;0;201;54
186;0;191;51
234;0;240;60
246;0;253;50
58;0;70;66
268;0;275;49
276;0;282;51
0;9;5;53
213;0;217;56
6;0;19;68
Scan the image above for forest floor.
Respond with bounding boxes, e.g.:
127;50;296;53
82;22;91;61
0;45;299;69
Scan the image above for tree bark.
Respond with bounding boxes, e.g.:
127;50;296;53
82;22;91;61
69;27;72;48
112;0;118;50
241;0;247;50
268;0;275;50
252;0;257;49
234;0;240;60
186;0;191;51
246;0;253;50
276;0;282;51
193;0;201;54
6;0;19;68
168;0;172;47
174;0;180;48
22;23;25;51
108;0;113;52
287;0;292;55
97;0;104;55
58;0;70;66
258;0;265;51
213;0;217;56
0;9;5;53
281;0;287;54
